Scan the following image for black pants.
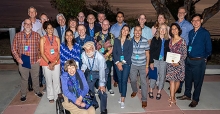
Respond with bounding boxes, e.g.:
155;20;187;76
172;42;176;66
184;58;206;102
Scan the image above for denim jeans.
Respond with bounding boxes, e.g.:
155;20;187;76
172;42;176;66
115;64;131;97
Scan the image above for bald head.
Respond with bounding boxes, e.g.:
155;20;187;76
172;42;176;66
77;24;86;38
102;19;110;31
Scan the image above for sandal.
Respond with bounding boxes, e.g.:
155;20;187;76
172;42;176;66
156;93;162;100
169;100;176;107
49;99;54;103
148;92;154;99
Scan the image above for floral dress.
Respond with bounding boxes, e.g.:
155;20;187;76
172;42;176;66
166;38;187;81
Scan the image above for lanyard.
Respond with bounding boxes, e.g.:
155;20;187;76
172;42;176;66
87;52;96;71
190;31;198;45
24;32;32;42
133;38;142;53
47;35;54;46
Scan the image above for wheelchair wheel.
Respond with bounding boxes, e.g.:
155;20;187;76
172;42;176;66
56;99;65;114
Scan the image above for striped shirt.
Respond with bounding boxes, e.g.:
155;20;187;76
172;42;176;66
60;43;81;73
131;37;150;66
12;31;41;64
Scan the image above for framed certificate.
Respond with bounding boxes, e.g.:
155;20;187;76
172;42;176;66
166;52;181;63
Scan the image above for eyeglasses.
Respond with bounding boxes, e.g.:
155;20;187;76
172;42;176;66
24;23;32;26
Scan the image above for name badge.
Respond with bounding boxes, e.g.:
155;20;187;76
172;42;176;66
50;48;55;55
135;54;139;60
24;46;29;51
90;74;93;81
100;48;105;53
159;55;163;60
188;46;192;52
120;56;124;61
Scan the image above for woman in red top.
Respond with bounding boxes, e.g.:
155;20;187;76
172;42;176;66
40;21;61;103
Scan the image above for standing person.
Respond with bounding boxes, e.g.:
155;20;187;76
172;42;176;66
166;23;187;107
130;14;153;41
177;14;212;108
110;11;126;87
21;6;41;32
85;14;101;37
77;12;88;26
175;7;193;93
97;12;106;28
61;60;95;114
12;19;43;101
68;17;79;38
40;21;61;103
81;41;108;114
113;25;133;108
94;19;115;96
152;13;170;37
60;29;81;73
149;23;170;100
21;6;42;91
130;26;150;108
56;13;67;43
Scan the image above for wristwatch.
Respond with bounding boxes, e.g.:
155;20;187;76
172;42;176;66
48;61;51;64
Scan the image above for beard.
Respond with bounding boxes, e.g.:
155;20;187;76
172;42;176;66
86;51;95;57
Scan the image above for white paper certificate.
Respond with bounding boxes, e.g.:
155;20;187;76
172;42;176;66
166;52;181;63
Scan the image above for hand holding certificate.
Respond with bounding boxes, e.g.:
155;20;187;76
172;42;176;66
166;52;181;63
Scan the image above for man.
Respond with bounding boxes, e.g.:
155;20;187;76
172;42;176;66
175;7;193;93
12;19;43;101
110;11;126;38
94;19;115;96
130;14;153;42
56;13;67;43
177;14;212;108
85;14;101;37
97;12;106;28
130;26;150;108
81;41;108;114
37;13;58;37
21;6;41;32
77;12;88;26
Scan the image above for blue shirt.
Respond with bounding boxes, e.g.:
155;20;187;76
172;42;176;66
110;22;126;38
89;28;95;37
176;19;193;45
81;51;107;86
130;26;153;40
61;70;89;104
60;43;81;73
188;27;212;58
75;35;95;54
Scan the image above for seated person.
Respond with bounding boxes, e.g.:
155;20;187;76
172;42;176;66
61;59;95;114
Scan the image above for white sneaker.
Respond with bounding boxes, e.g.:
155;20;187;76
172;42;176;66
118;97;121;103
121;102;125;108
108;89;115;96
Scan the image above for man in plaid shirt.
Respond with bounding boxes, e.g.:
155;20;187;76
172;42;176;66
12;19;43;102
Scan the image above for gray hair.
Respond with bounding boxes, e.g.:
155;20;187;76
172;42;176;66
28;6;37;13
56;13;66;22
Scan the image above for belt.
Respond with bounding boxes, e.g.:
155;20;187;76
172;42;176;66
188;57;204;60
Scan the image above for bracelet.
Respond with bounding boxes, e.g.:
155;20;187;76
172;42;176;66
48;61;51;64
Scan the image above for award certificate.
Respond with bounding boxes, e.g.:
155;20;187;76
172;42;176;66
166;52;181;63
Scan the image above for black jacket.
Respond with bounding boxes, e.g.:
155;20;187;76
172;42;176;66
150;37;170;64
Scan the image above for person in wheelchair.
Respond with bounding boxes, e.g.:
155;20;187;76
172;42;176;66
81;41;108;114
60;59;96;114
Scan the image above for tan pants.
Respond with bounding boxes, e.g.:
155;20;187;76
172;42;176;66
19;63;40;96
62;95;95;114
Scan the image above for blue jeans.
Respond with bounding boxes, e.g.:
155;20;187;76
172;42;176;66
115;64;131;97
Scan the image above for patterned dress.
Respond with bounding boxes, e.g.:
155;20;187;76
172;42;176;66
166;38;187;81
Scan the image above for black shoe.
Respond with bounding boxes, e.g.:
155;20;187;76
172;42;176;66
156;93;162;100
20;96;26;102
101;109;107;114
177;95;191;100
139;86;141;90
148;92;154;99
35;92;43;98
28;86;33;91
40;83;43;87
168;87;170;90
189;100;198;107
176;88;182;93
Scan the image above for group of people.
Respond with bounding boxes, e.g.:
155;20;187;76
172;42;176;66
11;6;212;114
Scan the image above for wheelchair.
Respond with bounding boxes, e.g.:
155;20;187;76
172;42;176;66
56;94;70;114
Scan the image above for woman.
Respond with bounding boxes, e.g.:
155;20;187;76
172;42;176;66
152;13;170;37
61;60;95;114
68;17;79;38
166;23;187;106
60;29;81;73
113;25;133;108
40;21;61;103
149;23;170;100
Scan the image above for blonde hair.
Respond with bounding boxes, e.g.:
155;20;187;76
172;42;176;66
153;13;168;29
155;23;169;40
